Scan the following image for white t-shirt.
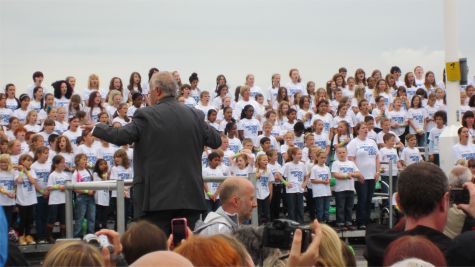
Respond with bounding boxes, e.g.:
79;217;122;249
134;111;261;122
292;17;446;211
77;144;98;168
0;170;16;206
83;88;107;102
15;169;38;206
282;161;306;194
331;160;359;192
312;113;333;135
408;108;428;134
379;147;399;176
452;143;475;161
84;106;103;124
12;108;28;124
388;109;408;136
428;126;445;154
110;165;133;197
63;129;83;146
257;134;279;151
31;161;50;197
424;105;439;133
406;86;418;101
310;164;332;197
0;108;13;126
238;118;262;147
54;96;70;111
400;147;422;166
230;165;252;177
286;82;307;99
268;162;283;185
332;114;354;129
194;103;216;117
202;166;226;199
57;151;75;170
371;108;388;129
347;137;379;180
6;98;19;111
97;145;117;167
47;170;71;205
255;167;275;199
24;123;41;133
228;137;243;154
93;172;110;206
313;132;330;151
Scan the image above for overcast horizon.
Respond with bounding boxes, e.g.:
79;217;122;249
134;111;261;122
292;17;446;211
1;0;474;95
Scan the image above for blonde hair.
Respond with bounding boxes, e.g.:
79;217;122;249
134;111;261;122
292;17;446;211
315;224;346;267
42;241;105;267
108;89;122;105
239;85;251;97
255;154;268;170
0;154;13;171
88;73;100;89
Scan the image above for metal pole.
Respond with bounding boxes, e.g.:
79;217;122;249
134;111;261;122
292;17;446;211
248;173;258;227
116;180;125;235
388;162;393;228
65;181;74;238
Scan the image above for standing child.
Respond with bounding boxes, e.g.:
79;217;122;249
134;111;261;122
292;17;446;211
267;149;284;221
230;153;252;177
24;110;42;133
15;154;39;245
238;105;262;148
93;159;110;230
333;121;352;149
428;111;447;166
312;119;331;156
202;152;226;212
31;146;51;243
331;146;363;231
72;153;95;237
0;154;16;237
379;134;403;198
225;122;243;154
408;95;428;147
400;134;423;168
310;149;332;223
46;155;70;243
0;93;13;127
109;149;133;229
282;147;307;223
63;116;83;147
207;109;219;131
255;154;274;225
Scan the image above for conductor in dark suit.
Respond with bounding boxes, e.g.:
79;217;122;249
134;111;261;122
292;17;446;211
91;71;221;235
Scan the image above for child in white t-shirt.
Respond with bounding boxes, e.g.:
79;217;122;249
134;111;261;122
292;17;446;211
93;159;110;230
202;152;226;212
0;154;16;235
379;134;403;197
46;155;71;242
255;154;274;225
331;146;362;231
282;147;307;224
310;150;332;223
72;153;95;237
312;119;331;156
428;111;446;166
400;134;423;168
31;146;51;243
266;149;284;221
109;149;133;229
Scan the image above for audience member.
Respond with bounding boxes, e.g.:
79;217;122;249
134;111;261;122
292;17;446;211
42;241;105;267
120;220;167;264
383;236;447;266
130;251;194;267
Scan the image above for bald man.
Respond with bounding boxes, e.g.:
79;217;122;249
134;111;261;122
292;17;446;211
92;71;222;235
130;251;193;267
195;177;257;235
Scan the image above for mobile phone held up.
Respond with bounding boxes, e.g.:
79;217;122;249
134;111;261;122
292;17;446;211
450;188;470;205
172;218;188;247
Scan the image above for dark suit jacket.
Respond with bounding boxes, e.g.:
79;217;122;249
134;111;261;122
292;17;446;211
93;96;221;217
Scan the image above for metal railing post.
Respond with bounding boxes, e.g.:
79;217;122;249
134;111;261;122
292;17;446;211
388;162;394;228
65;181;74;238
116;180;125;235
248;173;258;227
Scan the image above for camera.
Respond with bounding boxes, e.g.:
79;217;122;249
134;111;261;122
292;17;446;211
262;219;312;252
83;234;114;253
450;188;470;204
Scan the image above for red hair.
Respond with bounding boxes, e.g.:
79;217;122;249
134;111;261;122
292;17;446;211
174;235;241;267
383;235;447;266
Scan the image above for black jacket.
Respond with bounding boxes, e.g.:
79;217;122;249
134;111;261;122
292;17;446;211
364;224;452;267
93;97;221;217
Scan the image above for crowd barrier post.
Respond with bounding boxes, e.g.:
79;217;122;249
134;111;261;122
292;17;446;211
65;181;74;238
388;162;394;229
116;180;125;234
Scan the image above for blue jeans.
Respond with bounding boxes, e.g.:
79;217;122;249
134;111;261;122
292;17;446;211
286;193;304;223
314;196;331;222
335;191;354;226
36;196;48;240
355;179;375;227
74;194;96;237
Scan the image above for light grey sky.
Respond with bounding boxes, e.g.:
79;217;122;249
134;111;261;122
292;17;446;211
0;0;474;95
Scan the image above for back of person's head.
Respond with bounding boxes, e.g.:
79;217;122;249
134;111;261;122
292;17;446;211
448;165;471;188
130;251;193;267
232;225;277;265
383;236;446;267
174;235;241;267
397;162;448;219
42;241;104;267
389;258;435;267
218;234;253;267
121;220;168;264
316;224;346;267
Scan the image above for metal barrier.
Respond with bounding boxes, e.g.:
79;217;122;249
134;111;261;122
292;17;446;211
64;173;257;238
379;161;394;228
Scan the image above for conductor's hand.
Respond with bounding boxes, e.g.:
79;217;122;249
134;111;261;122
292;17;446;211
81;123;95;131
